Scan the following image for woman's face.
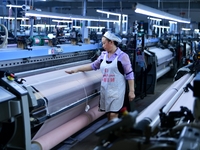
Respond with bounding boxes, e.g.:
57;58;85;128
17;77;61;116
102;37;112;52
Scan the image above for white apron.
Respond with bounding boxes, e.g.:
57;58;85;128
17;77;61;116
99;54;126;112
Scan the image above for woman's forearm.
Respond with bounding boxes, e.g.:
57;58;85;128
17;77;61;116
128;79;135;101
75;64;93;72
128;79;135;92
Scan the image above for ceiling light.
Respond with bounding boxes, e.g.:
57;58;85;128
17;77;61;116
153;25;170;29
87;26;105;29
96;9;128;23
6;4;22;8
134;3;190;24
169;21;177;24
148;17;162;22
96;9;128;33
96;9;127;17
36;24;67;28
20;24;68;28
72;26;81;29
25;10;118;22
182;28;191;31
0;16;29;20
52;19;72;23
71;26;105;29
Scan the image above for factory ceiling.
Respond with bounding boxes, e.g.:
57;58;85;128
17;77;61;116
5;0;200;23
9;0;200;11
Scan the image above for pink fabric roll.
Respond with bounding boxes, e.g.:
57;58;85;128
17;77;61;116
32;106;105;150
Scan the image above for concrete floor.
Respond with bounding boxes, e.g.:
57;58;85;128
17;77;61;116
53;75;174;150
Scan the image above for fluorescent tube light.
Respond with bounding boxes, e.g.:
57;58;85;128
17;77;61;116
37;24;67;28
169;21;177;24
20;24;67;28
52;19;72;23
20;24;30;27
0;16;29;20
96;9;128;33
72;26;81;29
87;26;105;29
153;25;170;29
134;3;190;24
6;4;22;8
96;9;128;17
26;10;118;22
182;28;191;31
71;26;105;29
148;17;162;21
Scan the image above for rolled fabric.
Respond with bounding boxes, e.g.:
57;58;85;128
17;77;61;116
31;106;105;150
136;73;191;124
149;73;194;131
169;79;194;112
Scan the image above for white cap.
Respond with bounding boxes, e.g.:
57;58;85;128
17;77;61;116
103;31;122;43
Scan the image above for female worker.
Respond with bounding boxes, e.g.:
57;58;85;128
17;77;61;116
65;31;135;121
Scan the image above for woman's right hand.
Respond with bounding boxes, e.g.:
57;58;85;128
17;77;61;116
65;70;76;74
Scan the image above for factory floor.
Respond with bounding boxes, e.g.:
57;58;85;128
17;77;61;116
52;75;174;150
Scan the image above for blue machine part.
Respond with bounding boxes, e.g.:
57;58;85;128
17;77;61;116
0;43;100;61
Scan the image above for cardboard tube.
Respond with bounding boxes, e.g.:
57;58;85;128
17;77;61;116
32;106;105;150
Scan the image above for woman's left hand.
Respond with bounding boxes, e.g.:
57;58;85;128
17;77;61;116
129;91;135;101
